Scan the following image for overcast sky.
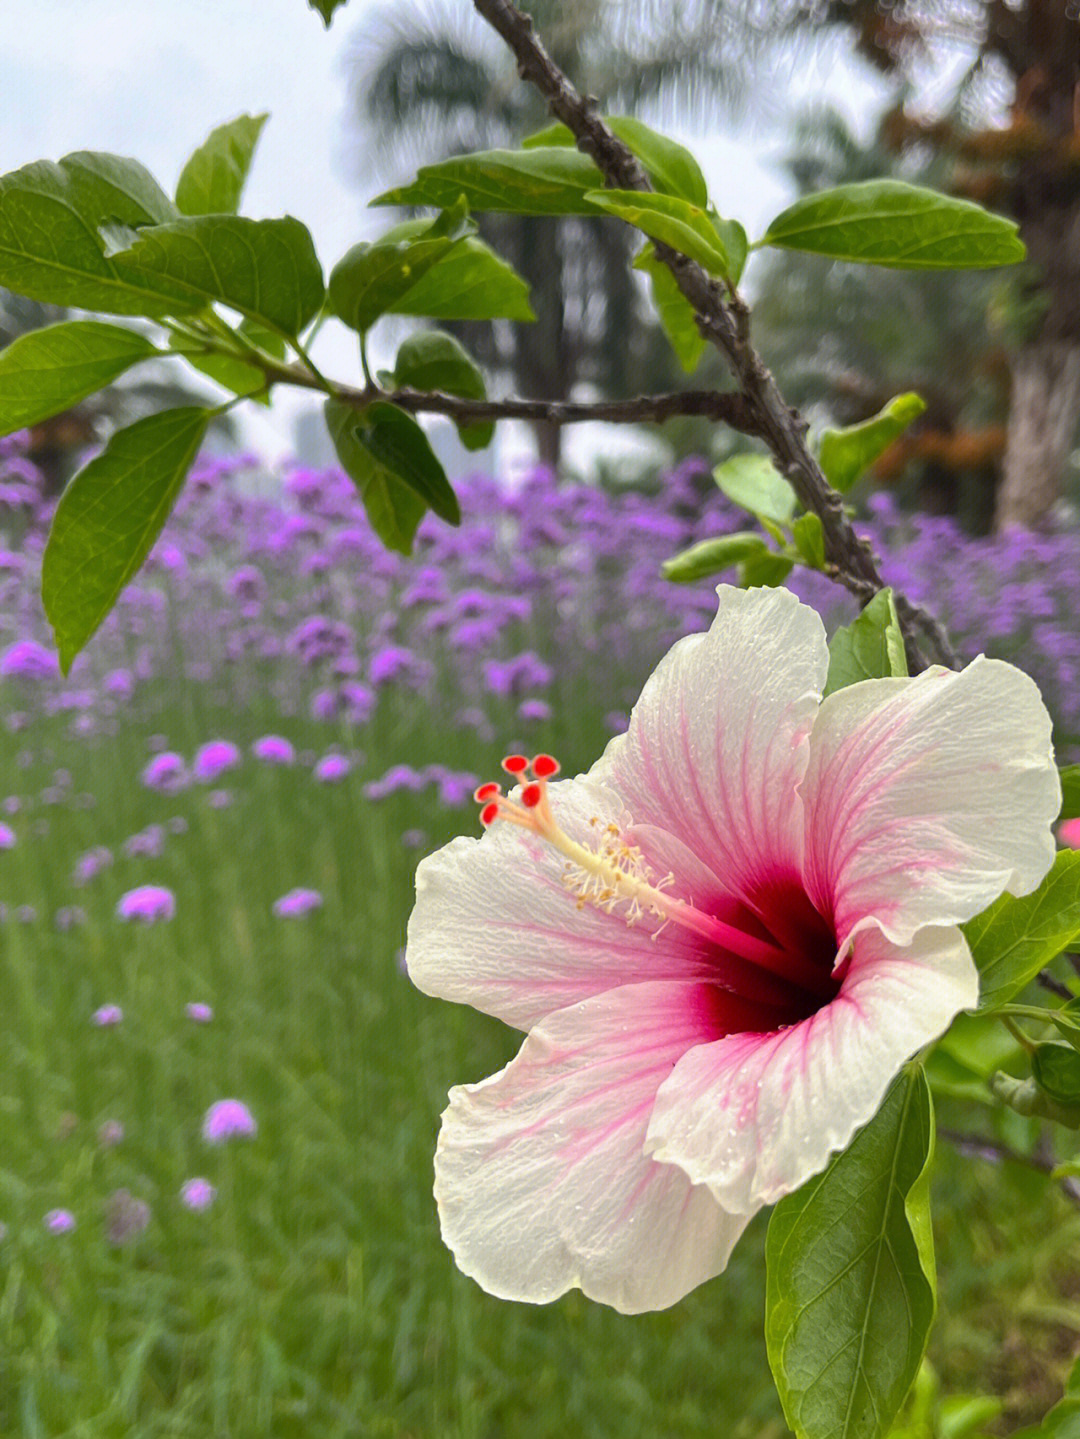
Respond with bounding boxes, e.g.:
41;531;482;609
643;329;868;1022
1;0;889;469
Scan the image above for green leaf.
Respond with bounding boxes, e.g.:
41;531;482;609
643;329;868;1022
373;148;605;216
760;180;1026;270
585;190;733;276
824;589;908;696
633;244;705;372
990;1071;1080;1128
1051;997;1080;1052
791;512;826;570
714;452;797;524
0;320;157;436
324;399;458;555
964;850;1080;1012
175;113;268;217
387;235;534;322
1059;765;1080;822
739;551;794;588
328;205;470;334
819;393;927;494
166;335;268;405
110;215;325;338
766;1067;936;1439
309;0;348;23
1032;1042;1080;1106
661;532;769;583
391;330;492;451
0;154;197;316
42;406;212;673
325;400;426;554
522;116;709;207
711;215;749;285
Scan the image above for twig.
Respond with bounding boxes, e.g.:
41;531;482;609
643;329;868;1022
939;1126;1080;1206
258;357;764;433
470;0;959;674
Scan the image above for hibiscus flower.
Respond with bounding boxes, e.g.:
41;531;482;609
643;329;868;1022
406;586;1059;1313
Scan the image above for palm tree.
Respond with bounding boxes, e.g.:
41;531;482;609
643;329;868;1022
343;0;748;468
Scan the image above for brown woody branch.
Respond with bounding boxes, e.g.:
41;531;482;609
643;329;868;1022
471;0;959;673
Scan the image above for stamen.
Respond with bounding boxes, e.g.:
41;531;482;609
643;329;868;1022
474;782;501;802
472;751;835;1000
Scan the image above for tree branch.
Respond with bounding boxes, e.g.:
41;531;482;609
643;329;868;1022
260;355;765;432
938;1126;1080;1206
471;0;960;673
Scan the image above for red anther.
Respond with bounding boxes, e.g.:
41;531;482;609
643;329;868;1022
532;754;560;779
520;782;543;808
479;801;501;826
474;782;501;802
502;754;528;774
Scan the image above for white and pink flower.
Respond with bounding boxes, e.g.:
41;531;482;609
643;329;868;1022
406;586;1059;1314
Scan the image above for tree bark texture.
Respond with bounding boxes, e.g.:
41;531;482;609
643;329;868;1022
997;338;1080;528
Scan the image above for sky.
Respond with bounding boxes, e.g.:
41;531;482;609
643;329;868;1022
0;0;890;471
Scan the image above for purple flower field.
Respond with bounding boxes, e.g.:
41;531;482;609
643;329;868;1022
0;426;1077;1435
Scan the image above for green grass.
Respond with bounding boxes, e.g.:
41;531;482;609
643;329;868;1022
1;683;1078;1437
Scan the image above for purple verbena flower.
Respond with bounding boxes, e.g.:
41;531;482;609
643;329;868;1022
0;639;57;680
313;753;351;783
252;734;295;765
180;1177;217;1211
141;752;189;794
92;1004;123;1027
44;1209;76;1234
186;1002;214;1023
116;885;176;923
272;887;323;919
192;740;241;783
0;822;15;849
202;1099;257;1144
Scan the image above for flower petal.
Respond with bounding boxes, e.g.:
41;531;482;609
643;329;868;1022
435;982;756;1313
407;776;793;1030
802;657;1059;948
596;585;829;904
646;924;978;1215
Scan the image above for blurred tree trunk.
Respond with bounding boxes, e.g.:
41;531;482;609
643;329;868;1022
997;339;1080;527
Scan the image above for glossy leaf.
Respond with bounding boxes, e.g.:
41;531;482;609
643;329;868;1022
1032;1042;1080;1106
661;532;768;583
791;512;826;569
819;393;927;493
372;148;605;216
521;116;708;207
388;236;533;322
42;407;212;673
1059;764;1080;822
739;551;794;588
965;851;1080;1012
328;205;470;334
0;153;195;316
711;215;749;284
0;320;157;437
714;452;797;524
175;113;268;217
760;180;1025;270
391;330;492;451
1050;997;1080;1052
586;190;732;276
110;215;325;337
824;588;908;696
633;244;705;372
766;1067;936;1439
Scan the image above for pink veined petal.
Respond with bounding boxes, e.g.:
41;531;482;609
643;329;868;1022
595;586;829;906
645;924;978;1216
801;657;1059;950
407;777;797;1031
435;981;761;1314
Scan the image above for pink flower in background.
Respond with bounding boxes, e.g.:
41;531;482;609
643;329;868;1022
407;586;1060;1314
116;885;176;923
180;1177;217;1211
202;1099;257;1144
185;1002;214;1023
0;822;14;849
1058;816;1080;849
44;1209;76;1234
91;1004;123;1027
